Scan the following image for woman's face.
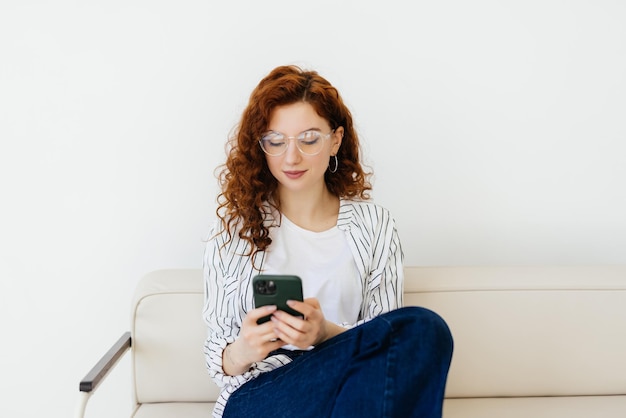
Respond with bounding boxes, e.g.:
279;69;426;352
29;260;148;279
264;101;342;196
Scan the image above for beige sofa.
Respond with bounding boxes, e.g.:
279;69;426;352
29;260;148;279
76;266;626;417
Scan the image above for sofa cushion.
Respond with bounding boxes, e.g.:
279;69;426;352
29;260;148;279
130;396;626;418
132;402;213;418
405;266;626;398
443;395;626;418
132;269;218;404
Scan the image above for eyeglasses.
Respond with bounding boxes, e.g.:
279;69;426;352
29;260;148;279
259;129;335;156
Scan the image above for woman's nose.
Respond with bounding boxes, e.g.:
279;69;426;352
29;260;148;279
284;139;302;163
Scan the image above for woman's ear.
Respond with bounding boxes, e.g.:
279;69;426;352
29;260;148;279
332;126;344;155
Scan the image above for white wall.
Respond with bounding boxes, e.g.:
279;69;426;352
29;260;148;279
1;1;624;417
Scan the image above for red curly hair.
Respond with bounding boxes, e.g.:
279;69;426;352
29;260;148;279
216;65;372;257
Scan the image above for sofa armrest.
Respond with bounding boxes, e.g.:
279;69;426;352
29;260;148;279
75;332;132;418
79;331;132;392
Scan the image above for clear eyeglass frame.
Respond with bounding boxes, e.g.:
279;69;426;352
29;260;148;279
258;129;335;156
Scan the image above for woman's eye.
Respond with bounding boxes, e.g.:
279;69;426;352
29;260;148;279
300;132;320;145
262;133;285;145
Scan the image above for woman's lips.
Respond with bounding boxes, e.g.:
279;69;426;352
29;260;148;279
283;170;306;179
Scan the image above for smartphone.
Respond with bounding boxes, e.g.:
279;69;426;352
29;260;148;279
252;274;303;324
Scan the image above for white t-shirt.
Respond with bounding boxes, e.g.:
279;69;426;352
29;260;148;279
262;214;362;326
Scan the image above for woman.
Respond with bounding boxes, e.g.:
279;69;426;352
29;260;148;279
203;65;453;417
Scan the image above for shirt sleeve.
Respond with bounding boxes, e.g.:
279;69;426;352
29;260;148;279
202;222;291;399
360;206;404;322
202;222;261;393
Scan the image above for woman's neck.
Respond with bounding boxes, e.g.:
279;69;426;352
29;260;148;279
277;186;340;232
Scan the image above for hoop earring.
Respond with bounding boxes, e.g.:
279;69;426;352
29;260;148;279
329;155;338;173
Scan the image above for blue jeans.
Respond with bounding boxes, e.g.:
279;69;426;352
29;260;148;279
223;306;454;418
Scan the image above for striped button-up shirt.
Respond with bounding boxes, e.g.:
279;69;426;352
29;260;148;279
202;199;404;417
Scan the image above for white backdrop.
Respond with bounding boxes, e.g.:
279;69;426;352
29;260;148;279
1;1;625;417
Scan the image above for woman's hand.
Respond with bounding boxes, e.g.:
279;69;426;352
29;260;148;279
270;298;346;349
222;305;286;376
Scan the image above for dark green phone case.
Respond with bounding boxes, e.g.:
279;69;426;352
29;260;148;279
252;274;303;324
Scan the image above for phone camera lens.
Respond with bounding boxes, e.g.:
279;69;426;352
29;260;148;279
255;278;277;295
267;280;276;293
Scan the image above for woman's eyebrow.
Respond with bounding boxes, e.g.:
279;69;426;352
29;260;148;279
266;127;323;135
